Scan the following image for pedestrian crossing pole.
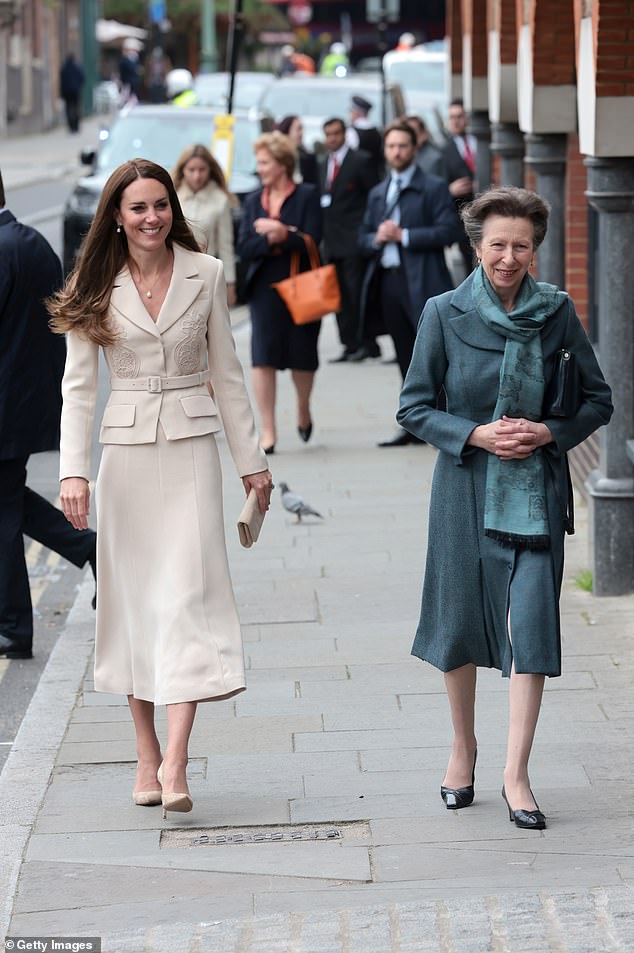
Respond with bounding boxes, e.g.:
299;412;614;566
226;0;245;115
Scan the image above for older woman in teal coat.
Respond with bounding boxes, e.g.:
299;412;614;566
397;187;612;830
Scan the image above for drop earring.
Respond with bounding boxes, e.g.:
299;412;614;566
116;224;122;233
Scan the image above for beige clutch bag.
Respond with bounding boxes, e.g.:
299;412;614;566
237;489;264;548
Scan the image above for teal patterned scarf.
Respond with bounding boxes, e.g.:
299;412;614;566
473;265;568;550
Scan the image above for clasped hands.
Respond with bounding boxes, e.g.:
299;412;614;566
253;218;288;245
375;219;403;245
468;416;553;460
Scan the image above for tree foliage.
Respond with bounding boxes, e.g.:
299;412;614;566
103;0;288;35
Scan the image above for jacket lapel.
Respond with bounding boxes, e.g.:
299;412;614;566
156;243;205;334
110;269;161;339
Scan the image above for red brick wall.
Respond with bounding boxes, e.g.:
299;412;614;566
565;133;589;329
596;0;634;96
491;153;502;185
487;0;497;33
467;0;488;77
500;0;519;63
533;0;576;85
448;0;464;76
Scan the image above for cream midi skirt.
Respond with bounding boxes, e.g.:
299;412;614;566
94;426;246;705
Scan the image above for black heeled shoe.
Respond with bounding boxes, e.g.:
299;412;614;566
262;444;275;455
298;420;313;443
440;749;477;810
501;786;546;830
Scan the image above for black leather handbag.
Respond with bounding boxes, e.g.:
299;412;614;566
546;348;581;417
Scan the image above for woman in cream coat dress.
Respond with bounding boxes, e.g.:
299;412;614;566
173;144;237;307
49;158;272;818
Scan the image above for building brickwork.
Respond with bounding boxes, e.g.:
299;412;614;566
447;0;464;97
565;134;590;327
533;0;576;86
595;0;634;97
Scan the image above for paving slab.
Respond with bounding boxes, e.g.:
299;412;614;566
2;308;633;949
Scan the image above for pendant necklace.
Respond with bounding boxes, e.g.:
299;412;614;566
132;267;162;299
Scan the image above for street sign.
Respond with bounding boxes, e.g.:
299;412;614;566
149;0;166;23
288;2;312;26
211;114;235;181
366;0;400;23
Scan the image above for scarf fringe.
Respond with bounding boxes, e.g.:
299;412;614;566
485;529;551;552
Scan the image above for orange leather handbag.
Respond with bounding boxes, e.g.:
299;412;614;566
272;232;341;325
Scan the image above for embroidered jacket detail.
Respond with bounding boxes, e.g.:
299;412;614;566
109;330;140;378
174;313;206;374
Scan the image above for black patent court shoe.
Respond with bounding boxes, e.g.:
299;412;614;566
440;749;477;810
298;420;313;443
502;786;546;830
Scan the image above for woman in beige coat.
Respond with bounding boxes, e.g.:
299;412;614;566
173;144;237;307
48;159;272;818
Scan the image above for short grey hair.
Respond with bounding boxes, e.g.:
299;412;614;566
461;187;550;252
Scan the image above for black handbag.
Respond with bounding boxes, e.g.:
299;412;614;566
545;348;581;418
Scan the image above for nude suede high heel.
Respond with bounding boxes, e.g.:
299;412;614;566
132;789;162;807
157;762;193;819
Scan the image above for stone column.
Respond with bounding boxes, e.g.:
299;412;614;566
470;110;492;192
524;133;568;287
585;157;634;596
490;123;525;188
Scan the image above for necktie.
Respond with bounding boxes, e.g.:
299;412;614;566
329;156;340;189
381;176;403;269
385;176;402;218
462;137;476;173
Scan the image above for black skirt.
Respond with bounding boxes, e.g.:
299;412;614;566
249;265;321;372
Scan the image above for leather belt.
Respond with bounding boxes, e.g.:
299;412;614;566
110;370;210;393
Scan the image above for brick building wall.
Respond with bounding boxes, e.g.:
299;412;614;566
565;134;590;329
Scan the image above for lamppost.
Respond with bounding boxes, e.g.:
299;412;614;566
366;0;399;127
80;0;100;115
200;0;217;73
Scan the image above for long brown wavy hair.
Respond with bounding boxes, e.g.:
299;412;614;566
48;158;200;346
172;144;237;207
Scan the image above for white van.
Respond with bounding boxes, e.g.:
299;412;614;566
382;46;448;143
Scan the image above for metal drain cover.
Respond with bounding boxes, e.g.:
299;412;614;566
162;820;371;848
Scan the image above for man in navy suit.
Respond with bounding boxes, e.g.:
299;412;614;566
0;169;96;659
359;121;460;446
318;117;380;363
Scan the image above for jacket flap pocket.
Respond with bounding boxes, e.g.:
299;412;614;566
102;404;136;427
180;394;218;418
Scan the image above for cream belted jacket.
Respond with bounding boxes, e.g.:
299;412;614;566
59;243;267;482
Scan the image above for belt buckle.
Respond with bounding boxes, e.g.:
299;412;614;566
147;376;162;393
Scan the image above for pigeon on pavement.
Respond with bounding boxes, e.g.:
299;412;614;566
279;482;323;522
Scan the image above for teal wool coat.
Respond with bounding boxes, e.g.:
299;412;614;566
397;272;613;677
